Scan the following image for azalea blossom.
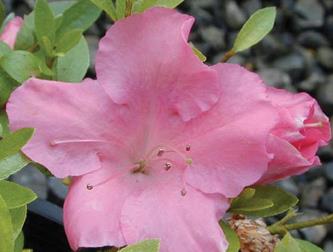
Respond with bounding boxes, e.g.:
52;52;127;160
0;16;23;48
258;88;331;184
6;7;329;252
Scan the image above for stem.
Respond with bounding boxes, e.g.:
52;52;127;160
221;49;236;62
268;213;333;235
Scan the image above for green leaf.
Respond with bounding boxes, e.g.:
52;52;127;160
55;37;89;82
0;50;40;83
15;14;36;51
55;29;82;54
0;67;18;107
0;180;37;209
90;0;117;21
14;232;24;252
232;7;276;52
0;41;11;57
10;206;27;239
0;194;14;252
57;0;101;35
0;1;5;27
119;240;160;252
296;239;324;252
273;233;323;252
220;221;240;252
230;185;298;217
0;153;30;180
190;43;206;62
0;110;9;137
115;0;126;19
132;0;183;13
0;128;34;160
35;0;56;52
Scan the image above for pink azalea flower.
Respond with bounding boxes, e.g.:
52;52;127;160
258;88;331;184
0;16;23;49
8;8;280;252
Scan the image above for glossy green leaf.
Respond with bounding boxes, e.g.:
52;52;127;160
0;153;30;180
119;240;160;252
220;221;240;252
57;0;101;35
0;67;18;107
55;29;82;54
14;232;24;252
10;205;27;239
0;110;9;137
230;185;298;217
15;14;36;51
132;0;183;13
190;43;206;62
296;239;323;252
233;7;276;52
35;0;56;52
274;233;301;252
0;128;34;160
115;0;126;19
0;1;5;26
0;41;11;57
0;180;37;209
55;37;89;82
0;194;14;252
90;0;117;21
0;50;40;83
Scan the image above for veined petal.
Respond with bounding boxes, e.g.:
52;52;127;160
7;78;124;178
184;107;276;198
120;171;229;252
96;7;220;122
64;164;144;251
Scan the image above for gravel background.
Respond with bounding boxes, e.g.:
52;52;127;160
5;0;333;250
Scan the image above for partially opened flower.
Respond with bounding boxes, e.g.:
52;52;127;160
0;16;23;48
258;88;331;184
8;8;279;252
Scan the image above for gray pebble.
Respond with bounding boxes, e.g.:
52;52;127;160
317;47;333;70
200;26;225;50
301;178;326;208
224;1;246;29
321;188;333;212
294;0;325;28
298;31;329;49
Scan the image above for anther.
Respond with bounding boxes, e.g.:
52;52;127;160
186;158;193;165
164;162;172;170
86;184;94;190
157;148;165;157
186;144;191;151
181;188;187;196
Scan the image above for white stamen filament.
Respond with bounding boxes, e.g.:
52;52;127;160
304;122;323;128
50;139;111;146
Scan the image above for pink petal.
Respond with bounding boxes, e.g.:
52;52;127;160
6;78;124;178
0;17;23;48
181;64;278;197
96;7;220;121
258;134;312;184
120;170;229;252
64;164;145;251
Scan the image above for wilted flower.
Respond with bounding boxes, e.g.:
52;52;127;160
0;16;23;48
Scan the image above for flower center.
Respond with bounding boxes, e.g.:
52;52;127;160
131;144;193;174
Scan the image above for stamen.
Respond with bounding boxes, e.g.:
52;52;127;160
50;139;111;146
181;188;187;196
186;144;191;151
186;158;193;165
164;162;172;171
304;122;323;128
157;148;165;157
